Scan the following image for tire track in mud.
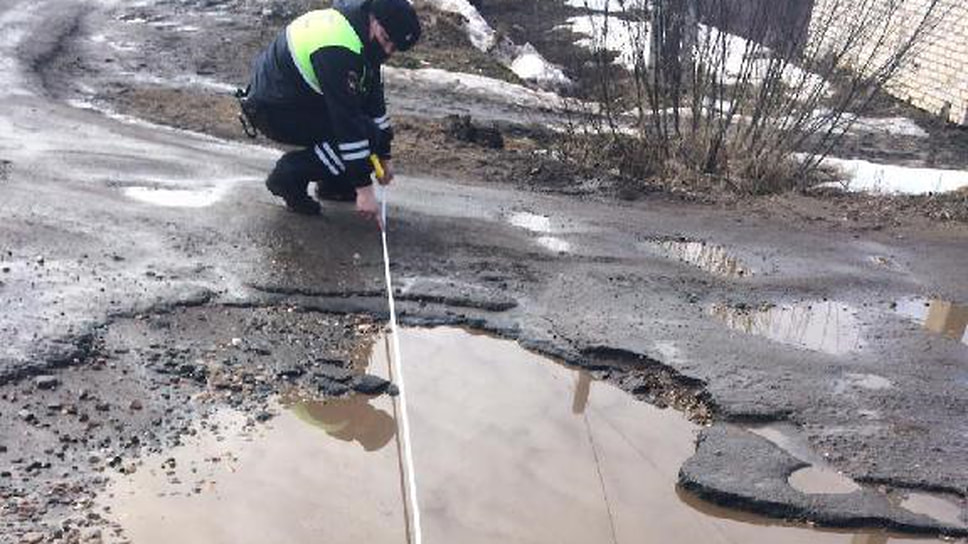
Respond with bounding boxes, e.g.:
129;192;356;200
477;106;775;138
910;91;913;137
6;0;89;96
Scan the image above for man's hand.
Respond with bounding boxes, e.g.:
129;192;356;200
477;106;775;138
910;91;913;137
355;184;382;228
378;158;395;186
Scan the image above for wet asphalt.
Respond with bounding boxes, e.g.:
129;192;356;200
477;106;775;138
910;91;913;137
0;0;966;541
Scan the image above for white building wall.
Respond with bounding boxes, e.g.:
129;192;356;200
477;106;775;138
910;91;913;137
810;0;968;125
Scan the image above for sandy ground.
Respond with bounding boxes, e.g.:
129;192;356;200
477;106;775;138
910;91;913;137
1;0;967;542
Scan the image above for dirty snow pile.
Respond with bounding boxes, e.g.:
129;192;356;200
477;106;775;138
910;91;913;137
564;0;628;11
820;158;968;195
423;0;571;90
383;66;573;111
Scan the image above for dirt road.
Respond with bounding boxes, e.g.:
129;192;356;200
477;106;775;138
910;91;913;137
1;0;966;542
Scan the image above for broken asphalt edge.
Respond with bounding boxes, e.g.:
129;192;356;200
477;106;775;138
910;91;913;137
4;287;966;537
678;424;968;537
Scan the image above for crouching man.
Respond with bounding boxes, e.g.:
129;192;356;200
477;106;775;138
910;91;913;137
241;0;421;222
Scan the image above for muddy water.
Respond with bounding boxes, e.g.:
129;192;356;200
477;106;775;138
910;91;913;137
710;301;863;355
894;298;968;346
648;239;752;278
104;327;937;543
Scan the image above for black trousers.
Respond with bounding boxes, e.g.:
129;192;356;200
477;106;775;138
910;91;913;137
242;98;358;198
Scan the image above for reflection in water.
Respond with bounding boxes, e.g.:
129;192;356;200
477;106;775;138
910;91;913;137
654;240;751;278
850;533;889;544
678;487;896;544
104;327;949;544
898;492;967;527
573;371;592;414
893;298;968;346
291;397;396;452
710;301;862;355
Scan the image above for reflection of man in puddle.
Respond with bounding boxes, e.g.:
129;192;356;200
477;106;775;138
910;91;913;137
293;396;396;451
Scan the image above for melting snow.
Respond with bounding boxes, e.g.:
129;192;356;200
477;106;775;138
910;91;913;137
565;0;628;12
509;43;571;89
423;0;570;89
821;158;968;195
123;186;229;208
383;66;572;111
425;0;496;51
565;15;828;92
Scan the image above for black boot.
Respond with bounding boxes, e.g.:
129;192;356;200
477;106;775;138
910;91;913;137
265;150;322;215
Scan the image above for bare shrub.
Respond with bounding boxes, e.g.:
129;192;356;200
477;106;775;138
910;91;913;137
571;0;946;194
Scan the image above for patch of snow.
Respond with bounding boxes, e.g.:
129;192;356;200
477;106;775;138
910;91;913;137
537;236;571;253
565;0;628;12
509;43;570;89
424;0;570;89
821;157;968;195
566;16;829;93
847;116;929;138
566;14;650;70
383;66;573;111
424;0;496;51
507;211;553;233
123;186;229;208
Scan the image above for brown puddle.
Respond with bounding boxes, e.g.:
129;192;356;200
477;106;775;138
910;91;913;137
649;239;752;278
897;493;967;528
893;298;968;346
103;327;941;543
788;466;862;495
710;301;863;355
750;423;862;495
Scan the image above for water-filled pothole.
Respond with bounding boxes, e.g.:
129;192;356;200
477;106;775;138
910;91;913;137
505;211;572;253
103;327;941;543
893;298;968;346
896;492;967;527
788;466;862;495
647;239;752;278
710;301;863;355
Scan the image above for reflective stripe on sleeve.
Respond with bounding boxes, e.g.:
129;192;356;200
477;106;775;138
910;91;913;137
321;142;345;171
338;140;369;152
341;149;370;161
313;145;341;175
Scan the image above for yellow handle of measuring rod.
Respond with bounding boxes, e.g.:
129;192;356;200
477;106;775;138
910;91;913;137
370;155;385;182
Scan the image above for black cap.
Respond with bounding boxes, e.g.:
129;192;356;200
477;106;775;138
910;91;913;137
371;0;421;52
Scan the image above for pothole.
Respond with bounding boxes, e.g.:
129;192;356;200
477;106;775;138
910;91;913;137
895;492;967;528
504;211;573;253
646;238;752;278
892;297;968;346
751;423;862;495
788;466;862;495
710;301;863;355
100;327;946;543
